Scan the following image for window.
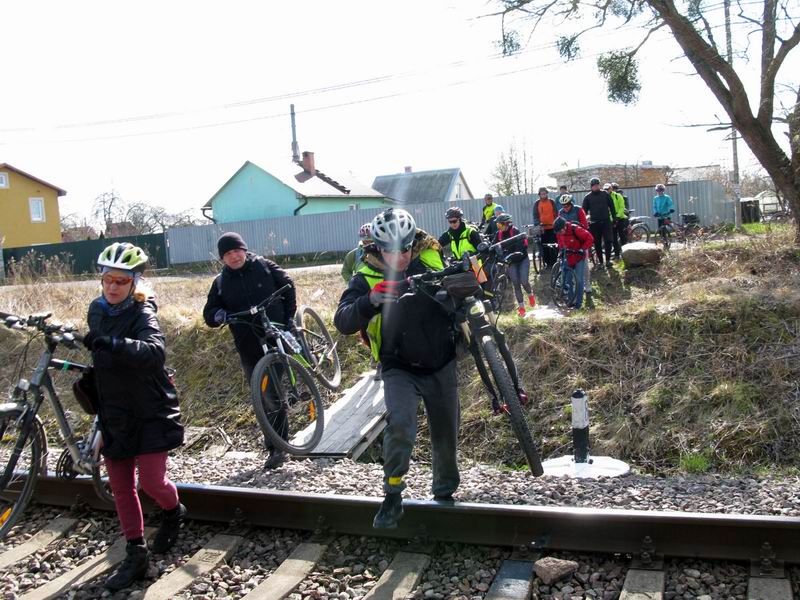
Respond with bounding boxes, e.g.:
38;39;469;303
29;198;45;222
456;183;463;200
0;173;8;188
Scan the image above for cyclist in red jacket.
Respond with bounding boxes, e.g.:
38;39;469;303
553;217;594;309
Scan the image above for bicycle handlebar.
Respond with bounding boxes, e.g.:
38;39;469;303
1;311;83;347
225;283;292;320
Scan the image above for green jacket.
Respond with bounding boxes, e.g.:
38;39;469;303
610;191;628;220
341;244;366;282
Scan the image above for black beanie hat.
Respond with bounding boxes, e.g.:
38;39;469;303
217;232;248;258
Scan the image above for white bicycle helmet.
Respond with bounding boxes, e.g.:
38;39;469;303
558;194;573;205
97;242;148;273
371;208;417;252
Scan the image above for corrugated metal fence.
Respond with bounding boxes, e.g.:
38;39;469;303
166;180;735;265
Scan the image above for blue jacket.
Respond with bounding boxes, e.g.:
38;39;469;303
652;194;674;217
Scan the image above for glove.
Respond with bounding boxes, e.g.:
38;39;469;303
213;309;227;325
92;336;118;352
369;280;401;307
82;331;97;351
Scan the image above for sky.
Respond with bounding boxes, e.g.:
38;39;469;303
0;0;796;223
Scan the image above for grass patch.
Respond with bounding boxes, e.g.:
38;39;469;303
680;451;712;474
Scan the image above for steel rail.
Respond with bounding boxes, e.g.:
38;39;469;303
19;475;800;562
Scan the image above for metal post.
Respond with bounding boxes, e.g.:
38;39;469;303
724;0;742;227
571;389;589;463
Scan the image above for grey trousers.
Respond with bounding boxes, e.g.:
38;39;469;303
381;360;460;497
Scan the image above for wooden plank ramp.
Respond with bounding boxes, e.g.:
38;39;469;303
245;542;327;600
143;533;242;599
485;560;534;600
620;569;665;600
362;552;430;600
0;517;76;570
292;371;385;459
20;527;155;600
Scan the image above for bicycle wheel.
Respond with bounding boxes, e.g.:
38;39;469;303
0;405;45;539
493;274;508;312
89;432;114;504
295;305;341;390
629;224;648;242
549;266;566;307
250;353;325;454
480;336;543;476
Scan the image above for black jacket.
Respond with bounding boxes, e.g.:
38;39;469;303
87;297;183;459
582;191;616;223
202;254;297;364
334;252;456;375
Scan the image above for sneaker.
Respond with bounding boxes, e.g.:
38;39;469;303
151;503;187;554
528;294;536;308
373;493;403;529
517;306;526;317
105;541;149;591
264;449;287;470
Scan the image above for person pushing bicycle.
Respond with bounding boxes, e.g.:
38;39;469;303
334;208;460;529
84;242;185;591
202;232;297;470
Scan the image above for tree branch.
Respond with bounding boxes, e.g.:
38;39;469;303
760;19;800;126
758;0;778;126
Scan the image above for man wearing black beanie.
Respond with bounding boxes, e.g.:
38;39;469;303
202;232;297;469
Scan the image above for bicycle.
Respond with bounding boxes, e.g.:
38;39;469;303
549;249;584;308
655;210;702;250
405;243;544;476
625;209;651;242
525;225;545;274
223;284;325;454
294;305;341;390
0;311;113;539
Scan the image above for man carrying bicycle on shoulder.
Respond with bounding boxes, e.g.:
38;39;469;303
202;232;297;470
334;208;460;529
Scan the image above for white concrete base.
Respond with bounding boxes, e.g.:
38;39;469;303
541;455;630;478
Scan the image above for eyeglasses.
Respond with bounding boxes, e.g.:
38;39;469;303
102;274;133;286
448;219;460;224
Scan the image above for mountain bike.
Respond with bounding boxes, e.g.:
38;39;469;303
549;249;584;308
655;210;701;250
0;312;113;540
223;285;325;454
294;306;341;390
404;244;544;476
525;225;545;274
625;210;651;242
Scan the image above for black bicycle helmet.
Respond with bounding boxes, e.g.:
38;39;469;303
589;177;601;187
553;217;567;233
496;213;513;225
445;206;464;220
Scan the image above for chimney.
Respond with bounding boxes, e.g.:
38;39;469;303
404;166;412;174
302;151;315;174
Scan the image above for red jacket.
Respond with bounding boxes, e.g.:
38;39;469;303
556;222;594;267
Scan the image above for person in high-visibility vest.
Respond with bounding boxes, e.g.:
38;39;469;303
480;193;498;228
438;206;482;259
609;182;630;259
334;208;461;530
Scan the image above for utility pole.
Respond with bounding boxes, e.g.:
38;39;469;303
724;0;742;227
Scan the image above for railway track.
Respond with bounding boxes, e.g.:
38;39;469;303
1;475;799;598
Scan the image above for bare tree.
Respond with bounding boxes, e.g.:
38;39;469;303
487;141;537;196
91;191;125;230
492;0;800;233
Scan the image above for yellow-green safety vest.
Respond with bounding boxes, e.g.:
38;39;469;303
448;225;479;259
356;248;444;361
483;203;497;222
610;191;627;219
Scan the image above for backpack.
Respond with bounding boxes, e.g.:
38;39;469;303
215;256;273;296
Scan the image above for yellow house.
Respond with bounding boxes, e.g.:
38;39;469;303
0;163;66;248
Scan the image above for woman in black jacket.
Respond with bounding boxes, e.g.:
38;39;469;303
83;242;185;591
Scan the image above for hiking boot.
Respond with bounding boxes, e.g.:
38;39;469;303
585;293;595;310
517;306;526;317
264;449;287;470
151;503;186;554
528;294;536;308
373;493;403;529
433;493;455;504
105;540;149;591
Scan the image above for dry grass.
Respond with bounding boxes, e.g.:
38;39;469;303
2;233;799;473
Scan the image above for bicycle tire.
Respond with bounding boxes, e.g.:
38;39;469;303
0;405;45;539
480;336;543;476
295;305;341;390
629;224;648;243
493;274;508;312
91;438;115;505
250;353;325;454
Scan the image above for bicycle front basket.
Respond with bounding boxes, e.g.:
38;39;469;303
442;272;482;299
